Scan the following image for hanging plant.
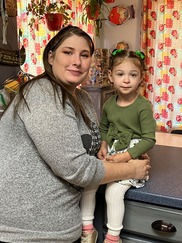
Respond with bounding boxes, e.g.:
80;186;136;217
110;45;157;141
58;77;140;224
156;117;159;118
82;0;110;37
85;3;101;21
26;0;71;30
45;13;64;31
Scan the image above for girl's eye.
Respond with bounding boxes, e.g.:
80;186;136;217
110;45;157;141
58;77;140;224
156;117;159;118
131;73;138;77
118;73;124;76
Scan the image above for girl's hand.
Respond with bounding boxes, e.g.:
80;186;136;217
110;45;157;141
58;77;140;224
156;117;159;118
97;148;108;160
139;152;150;160
106;153;124;163
97;141;108;160
106;151;132;163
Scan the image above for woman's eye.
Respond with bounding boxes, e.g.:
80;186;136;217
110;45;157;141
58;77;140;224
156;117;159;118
131;73;138;77
81;53;89;58
63;51;72;55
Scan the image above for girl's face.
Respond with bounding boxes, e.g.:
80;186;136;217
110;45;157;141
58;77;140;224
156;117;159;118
48;35;92;92
108;59;143;96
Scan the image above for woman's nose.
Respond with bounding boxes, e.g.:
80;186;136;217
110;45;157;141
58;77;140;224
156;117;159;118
72;54;81;66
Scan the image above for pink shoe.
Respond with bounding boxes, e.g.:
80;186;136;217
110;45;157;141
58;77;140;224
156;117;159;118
103;238;122;243
81;228;98;243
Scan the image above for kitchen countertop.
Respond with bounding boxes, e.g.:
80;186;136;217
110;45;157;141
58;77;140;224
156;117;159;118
125;144;182;209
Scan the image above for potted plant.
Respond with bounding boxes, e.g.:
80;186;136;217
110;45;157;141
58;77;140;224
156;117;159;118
82;0;110;37
26;0;71;31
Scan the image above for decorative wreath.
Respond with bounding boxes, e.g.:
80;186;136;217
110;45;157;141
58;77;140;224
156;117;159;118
108;5;135;25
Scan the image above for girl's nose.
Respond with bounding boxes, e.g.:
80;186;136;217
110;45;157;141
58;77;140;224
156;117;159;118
124;75;130;83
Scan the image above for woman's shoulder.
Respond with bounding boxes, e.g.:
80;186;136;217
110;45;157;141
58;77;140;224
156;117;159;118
20;78;62;111
25;78;59;99
27;78;53;91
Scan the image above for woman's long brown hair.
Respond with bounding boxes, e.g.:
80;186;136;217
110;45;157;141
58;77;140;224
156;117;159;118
2;25;95;128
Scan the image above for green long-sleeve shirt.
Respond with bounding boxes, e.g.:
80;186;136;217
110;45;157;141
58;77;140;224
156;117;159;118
100;94;156;159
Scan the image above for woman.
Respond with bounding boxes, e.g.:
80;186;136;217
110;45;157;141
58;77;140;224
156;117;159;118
0;25;150;243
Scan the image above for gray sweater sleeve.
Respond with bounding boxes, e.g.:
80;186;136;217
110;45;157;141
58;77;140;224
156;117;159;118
18;79;104;188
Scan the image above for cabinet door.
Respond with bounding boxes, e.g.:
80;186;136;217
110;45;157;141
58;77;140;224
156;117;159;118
123;200;182;243
81;85;115;120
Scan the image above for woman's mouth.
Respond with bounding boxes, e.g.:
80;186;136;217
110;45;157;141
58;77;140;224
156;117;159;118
68;70;82;76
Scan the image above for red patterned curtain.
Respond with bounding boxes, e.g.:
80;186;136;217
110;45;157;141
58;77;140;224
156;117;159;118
141;0;182;132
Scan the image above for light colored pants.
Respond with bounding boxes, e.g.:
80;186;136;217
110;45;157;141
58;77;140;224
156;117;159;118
80;184;99;226
81;139;146;236
80;182;130;236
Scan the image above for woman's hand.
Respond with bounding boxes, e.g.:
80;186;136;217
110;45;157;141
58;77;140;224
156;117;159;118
128;158;151;180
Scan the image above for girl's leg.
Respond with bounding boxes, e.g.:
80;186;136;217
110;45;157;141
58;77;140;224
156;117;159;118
80;185;99;242
80;184;99;227
105;182;131;242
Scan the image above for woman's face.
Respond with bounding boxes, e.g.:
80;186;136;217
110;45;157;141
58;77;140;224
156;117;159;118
48;35;92;92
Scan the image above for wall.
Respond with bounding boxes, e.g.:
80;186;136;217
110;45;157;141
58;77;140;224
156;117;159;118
96;0;142;51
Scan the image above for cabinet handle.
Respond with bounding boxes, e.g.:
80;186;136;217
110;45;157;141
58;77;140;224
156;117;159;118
151;220;177;233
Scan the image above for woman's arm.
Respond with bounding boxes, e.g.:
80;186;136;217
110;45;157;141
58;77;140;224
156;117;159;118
101;158;150;184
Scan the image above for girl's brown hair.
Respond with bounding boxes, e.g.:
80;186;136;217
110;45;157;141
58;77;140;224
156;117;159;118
109;49;147;75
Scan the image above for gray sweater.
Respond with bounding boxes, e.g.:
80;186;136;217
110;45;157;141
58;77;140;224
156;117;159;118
0;79;104;243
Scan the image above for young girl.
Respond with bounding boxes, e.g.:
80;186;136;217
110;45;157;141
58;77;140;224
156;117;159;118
80;49;156;243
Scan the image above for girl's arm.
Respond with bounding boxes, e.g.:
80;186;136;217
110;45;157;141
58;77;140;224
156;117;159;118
106;150;132;163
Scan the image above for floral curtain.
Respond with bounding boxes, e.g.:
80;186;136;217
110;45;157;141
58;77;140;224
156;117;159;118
16;0;94;76
141;0;182;132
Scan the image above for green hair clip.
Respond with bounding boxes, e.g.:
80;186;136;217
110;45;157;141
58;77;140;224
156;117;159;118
135;50;145;60
112;49;123;56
